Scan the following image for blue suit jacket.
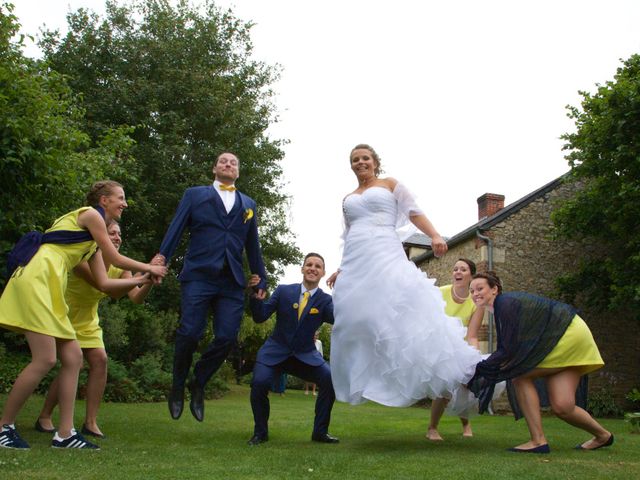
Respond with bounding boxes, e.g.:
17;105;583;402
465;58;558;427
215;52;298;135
159;185;267;289
250;283;334;366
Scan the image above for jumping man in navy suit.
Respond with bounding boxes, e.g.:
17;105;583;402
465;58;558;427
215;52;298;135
155;152;267;422
246;253;338;445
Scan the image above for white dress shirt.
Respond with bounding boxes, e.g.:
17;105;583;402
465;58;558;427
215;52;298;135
213;179;236;214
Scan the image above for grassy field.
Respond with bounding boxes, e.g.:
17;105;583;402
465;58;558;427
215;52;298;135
1;384;638;479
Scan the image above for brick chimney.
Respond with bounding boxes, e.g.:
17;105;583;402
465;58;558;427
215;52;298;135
477;193;505;220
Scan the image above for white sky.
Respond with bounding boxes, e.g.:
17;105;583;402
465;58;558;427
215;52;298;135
14;0;640;284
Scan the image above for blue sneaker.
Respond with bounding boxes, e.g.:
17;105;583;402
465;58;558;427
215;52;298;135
52;430;100;450
0;424;30;449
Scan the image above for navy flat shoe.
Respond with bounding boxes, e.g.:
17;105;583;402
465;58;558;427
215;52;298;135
34;419;55;434
575;434;614;450
81;424;106;439
508;443;551;454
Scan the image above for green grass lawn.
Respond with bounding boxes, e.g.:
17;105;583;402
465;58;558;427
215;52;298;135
1;384;638;479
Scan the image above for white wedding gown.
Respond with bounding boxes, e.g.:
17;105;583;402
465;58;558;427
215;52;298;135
331;186;483;408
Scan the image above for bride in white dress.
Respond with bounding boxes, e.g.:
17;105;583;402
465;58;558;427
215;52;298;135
327;144;483;408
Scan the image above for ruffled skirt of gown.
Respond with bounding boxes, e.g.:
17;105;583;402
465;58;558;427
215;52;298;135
331;191;483;409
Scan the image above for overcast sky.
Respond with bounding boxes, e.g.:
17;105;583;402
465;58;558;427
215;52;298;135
14;0;640;284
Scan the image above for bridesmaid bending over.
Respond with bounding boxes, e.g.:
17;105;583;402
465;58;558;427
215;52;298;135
467;272;612;453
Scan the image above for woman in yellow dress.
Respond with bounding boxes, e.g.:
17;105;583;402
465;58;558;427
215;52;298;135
35;220;158;439
427;258;484;440
467;271;612;453
0;181;167;450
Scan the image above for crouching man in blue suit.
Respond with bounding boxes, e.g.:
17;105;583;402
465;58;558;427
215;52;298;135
247;253;338;445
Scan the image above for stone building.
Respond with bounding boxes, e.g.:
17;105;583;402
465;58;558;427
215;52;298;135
405;174;639;407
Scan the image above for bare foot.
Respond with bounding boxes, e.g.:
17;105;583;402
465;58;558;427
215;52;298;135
462;425;473;437
426;428;444;441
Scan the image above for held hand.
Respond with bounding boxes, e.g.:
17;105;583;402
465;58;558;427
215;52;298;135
326;270;340;289
247;274;261;289
431;235;448;258
151;253;166;266
148;264;168;279
136;272;153;286
253;288;266;300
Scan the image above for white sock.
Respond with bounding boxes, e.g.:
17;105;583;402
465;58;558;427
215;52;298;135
54;428;77;441
1;424;15;431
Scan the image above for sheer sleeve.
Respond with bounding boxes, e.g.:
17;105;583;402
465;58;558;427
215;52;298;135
392;182;423;241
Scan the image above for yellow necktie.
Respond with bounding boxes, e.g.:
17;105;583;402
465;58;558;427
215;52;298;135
298;291;309;320
219;184;236;191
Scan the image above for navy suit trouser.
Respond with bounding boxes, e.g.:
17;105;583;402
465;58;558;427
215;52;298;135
250;358;336;438
173;274;244;389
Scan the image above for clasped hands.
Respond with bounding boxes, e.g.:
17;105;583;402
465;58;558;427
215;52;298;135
247;274;266;300
146;253;168;285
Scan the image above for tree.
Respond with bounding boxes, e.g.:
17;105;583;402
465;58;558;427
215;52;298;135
553;54;640;317
0;2;134;288
40;0;301;295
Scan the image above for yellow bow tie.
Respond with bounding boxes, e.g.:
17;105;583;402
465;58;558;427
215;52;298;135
218;184;236;192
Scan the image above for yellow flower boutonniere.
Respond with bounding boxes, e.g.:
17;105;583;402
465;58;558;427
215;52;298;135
244;208;254;224
292;303;299;310
309;308;319;314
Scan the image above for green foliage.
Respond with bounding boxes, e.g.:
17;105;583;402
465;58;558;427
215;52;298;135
625;412;640;433
587;373;624;418
39;0;301;280
128;353;172;401
553;54;640;316
103;358;143;402
626;388;640;406
1;0;305;402
0;343;25;393
0;3;138;290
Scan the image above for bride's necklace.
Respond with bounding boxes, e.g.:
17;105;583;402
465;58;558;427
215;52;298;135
451;285;469;303
359;176;375;188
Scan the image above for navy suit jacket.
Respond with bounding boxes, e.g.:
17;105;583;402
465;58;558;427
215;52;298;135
159;185;267;289
250;283;334;367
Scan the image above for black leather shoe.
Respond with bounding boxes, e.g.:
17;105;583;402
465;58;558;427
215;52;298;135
168;386;184;420
188;381;205;422
311;432;340;443
247;434;268;446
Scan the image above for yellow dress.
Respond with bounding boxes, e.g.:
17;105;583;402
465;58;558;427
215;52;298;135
440;285;476;327
537;315;604;374
0;207;98;339
66;265;123;348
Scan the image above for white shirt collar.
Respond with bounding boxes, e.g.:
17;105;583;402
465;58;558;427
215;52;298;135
213;179;235;190
300;284;319;298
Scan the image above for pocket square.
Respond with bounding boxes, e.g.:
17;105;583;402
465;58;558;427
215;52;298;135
309;308;319;314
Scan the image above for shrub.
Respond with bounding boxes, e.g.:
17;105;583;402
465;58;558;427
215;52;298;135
588;373;624;418
626;388;640;406
0;347;28;394
625;412;640;433
129;353;172;402
103;358;142;403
